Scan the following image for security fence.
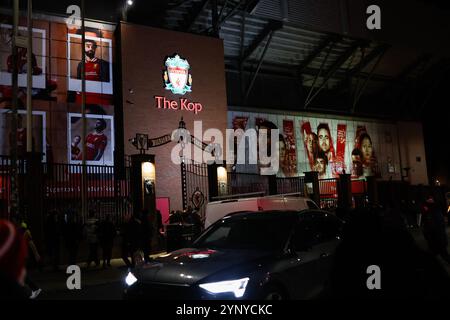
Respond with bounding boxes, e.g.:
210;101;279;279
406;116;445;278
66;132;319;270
0;155;132;224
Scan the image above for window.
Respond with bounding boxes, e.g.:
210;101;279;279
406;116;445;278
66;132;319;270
291;213;342;251
315;214;343;242
292;214;320;251
202;224;231;245
306;200;319;210
194;215;295;251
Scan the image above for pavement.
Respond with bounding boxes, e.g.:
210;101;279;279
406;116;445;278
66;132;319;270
29;252;166;300
408;226;450;274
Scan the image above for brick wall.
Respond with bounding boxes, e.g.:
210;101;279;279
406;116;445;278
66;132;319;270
120;23;228;211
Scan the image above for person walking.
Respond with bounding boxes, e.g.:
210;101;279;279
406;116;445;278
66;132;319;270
120;213;133;268
121;213;143;268
19;221;42;299
99;215;116;268
141;209;153;263
0;220;29;300
422;194;450;264
84;211;100;268
44;210;61;271
63;212;83;266
155;210;165;250
185;209;203;239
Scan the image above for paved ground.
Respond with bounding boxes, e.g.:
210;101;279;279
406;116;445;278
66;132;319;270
29;227;450;300
30;253;164;300
409;227;450;274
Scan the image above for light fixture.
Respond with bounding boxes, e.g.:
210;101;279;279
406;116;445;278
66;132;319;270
199;277;249;298
217;166;227;184
127;0;134;6
142;161;155;177
125;272;137;286
191;253;210;259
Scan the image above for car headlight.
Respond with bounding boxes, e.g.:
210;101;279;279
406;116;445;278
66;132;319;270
125;271;138;286
199;277;249;298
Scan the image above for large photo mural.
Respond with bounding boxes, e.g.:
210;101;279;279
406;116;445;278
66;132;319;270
0;14;115;164
228;111;402;180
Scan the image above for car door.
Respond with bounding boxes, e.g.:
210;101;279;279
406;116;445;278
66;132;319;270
277;213;322;299
309;212;343;292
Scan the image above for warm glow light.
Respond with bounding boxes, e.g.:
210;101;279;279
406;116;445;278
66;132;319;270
217;166;227;184
142;162;155;178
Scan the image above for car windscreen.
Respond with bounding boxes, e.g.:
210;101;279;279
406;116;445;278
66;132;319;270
193;214;295;251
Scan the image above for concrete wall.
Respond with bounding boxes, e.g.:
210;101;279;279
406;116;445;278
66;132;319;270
397;121;429;185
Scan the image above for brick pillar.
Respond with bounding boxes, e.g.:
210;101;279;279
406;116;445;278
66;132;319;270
338;173;352;209
366;175;378;206
207;162;219;201
268;175;277;195
304;171;320;206
130;154;156;217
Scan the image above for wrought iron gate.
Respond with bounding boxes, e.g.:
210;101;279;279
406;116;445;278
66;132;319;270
181;158;209;219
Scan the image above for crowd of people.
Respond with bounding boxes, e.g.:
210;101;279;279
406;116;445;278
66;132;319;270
0;190;447;299
0;206;172;299
44;209;120;270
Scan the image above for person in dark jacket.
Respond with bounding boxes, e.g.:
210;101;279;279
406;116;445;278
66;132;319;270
99;215;116;268
422;195;450;263
63;212;83;266
141;209;153;263
155;210;165;250
185;209;203;239
84;211;100;268
44;210;61;271
121;213;143;267
120;213;132;268
0;220;29;300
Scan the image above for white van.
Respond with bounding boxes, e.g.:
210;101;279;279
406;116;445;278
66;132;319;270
204;194;319;228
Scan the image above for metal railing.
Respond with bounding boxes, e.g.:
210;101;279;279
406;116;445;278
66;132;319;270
0;155;132;225
276;176;306;196
226;172;270;196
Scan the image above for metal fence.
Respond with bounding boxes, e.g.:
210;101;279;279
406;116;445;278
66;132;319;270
43;163;132;225
226;172;270;196
276;177;306;196
318;178;338;209
0;156;27;220
351;179;368;208
0;155;132;225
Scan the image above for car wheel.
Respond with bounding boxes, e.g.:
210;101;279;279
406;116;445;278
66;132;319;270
262;285;287;300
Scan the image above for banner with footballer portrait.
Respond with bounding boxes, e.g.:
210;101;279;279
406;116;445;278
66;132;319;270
68;113;114;166
0;24;47;89
0;109;47;161
229;111;401;180
67;28;113;105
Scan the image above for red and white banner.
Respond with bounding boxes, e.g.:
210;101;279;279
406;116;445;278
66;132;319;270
282;120;297;177
332;124;347;176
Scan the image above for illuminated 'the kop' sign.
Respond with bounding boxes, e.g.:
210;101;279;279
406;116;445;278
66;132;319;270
155;54;203;114
154;96;203;114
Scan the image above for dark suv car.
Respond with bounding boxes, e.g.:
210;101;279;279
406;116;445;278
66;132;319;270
124;210;343;300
